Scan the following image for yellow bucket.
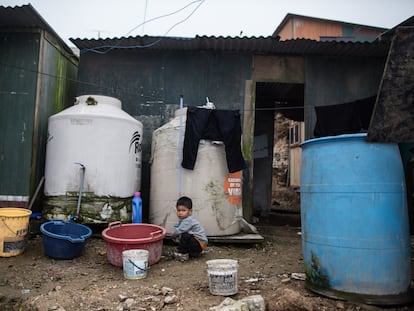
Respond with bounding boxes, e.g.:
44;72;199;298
0;208;32;257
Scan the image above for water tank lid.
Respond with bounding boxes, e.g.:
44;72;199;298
75;95;122;109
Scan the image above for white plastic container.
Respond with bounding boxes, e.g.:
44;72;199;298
206;259;238;296
43;95;143;223
122;249;149;279
149;108;242;236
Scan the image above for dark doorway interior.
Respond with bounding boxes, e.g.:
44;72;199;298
253;82;304;225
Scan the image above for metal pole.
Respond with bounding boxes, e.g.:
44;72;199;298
178;95;184;196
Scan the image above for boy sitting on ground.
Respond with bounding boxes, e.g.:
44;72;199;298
171;196;208;261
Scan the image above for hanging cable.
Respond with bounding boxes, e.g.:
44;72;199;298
82;0;206;54
142;0;149;35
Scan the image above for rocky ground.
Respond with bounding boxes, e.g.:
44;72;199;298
0;221;413;311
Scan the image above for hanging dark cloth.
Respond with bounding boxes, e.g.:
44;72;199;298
182;106;246;173
314;96;376;138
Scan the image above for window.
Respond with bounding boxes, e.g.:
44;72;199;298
320;36;355;42
289;123;300;145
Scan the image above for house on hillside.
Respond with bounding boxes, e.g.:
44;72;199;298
0;4;78;211
273;13;387;42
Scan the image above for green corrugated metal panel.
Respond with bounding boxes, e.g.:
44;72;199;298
32;36;78;209
0;31;78;207
0;32;39;198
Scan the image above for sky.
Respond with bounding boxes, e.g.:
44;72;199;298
1;0;414;47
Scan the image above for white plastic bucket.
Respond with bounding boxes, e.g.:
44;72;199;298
206;259;238;295
122;249;149;279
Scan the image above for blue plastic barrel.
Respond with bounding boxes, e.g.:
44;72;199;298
300;133;412;305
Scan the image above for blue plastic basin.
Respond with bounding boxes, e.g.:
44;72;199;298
40;220;92;259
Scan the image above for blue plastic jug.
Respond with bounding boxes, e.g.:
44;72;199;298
132;192;142;223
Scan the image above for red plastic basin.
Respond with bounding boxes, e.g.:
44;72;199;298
102;222;166;267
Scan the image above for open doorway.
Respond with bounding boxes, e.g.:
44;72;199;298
253;82;304;225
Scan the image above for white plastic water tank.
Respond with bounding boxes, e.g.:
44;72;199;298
149;107;242;236
43;95;143;223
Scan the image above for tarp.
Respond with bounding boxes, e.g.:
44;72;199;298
367;27;414;142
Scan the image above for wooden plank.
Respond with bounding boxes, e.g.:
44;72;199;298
208;233;264;244
164;232;265;244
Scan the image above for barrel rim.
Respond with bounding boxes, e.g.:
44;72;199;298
300;133;367;148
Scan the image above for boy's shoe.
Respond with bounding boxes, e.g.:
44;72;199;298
161;251;174;260
173;252;189;261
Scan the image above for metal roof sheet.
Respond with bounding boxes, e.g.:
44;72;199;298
0;4;75;57
0;4;392;59
71;35;390;58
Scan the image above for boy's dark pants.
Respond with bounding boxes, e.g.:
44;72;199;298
177;232;202;257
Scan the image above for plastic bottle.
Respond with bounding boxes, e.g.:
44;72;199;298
132;192;142;223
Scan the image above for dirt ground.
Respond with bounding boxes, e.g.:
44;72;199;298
1;222;413;311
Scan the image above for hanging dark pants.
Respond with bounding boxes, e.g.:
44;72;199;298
181;107;246;173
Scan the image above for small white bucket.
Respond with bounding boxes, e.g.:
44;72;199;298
206;259;238;295
122;249;149;279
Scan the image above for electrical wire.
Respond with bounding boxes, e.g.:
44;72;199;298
82;0;206;54
142;0;149;34
125;0;204;37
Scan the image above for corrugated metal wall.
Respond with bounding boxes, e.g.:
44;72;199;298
0;32;39;204
76;49;252;215
0;30;78;209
